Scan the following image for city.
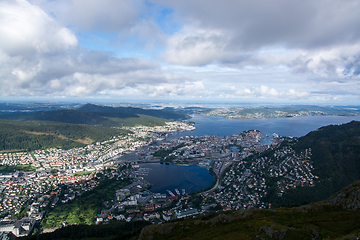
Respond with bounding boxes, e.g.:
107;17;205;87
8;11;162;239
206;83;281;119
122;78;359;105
0;120;317;238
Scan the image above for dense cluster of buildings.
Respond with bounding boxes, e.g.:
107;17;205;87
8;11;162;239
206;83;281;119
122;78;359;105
137;129;267;163
201;141;316;210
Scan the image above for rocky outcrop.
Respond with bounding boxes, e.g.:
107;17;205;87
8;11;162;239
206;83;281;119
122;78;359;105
258;225;287;239
138;222;177;240
307;227;319;240
208;213;236;226
327;181;360;210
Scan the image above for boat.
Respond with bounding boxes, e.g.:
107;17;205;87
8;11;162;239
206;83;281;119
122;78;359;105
167;190;175;197
175;189;180;195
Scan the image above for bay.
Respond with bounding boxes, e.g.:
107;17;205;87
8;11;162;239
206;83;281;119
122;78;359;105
138;163;214;195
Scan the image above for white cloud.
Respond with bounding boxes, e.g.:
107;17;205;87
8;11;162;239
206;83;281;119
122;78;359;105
236;85;310;100
163;27;233;66
0;0;77;55
0;0;359;104
159;0;360;80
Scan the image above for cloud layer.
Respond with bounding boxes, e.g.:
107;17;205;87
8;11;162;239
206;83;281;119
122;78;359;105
0;0;359;103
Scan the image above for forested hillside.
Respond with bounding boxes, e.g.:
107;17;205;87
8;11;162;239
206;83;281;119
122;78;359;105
263;121;360;207
0;104;188;126
78;103;189;120
0;120;129;151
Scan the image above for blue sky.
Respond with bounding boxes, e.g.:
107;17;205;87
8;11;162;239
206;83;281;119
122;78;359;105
0;0;359;105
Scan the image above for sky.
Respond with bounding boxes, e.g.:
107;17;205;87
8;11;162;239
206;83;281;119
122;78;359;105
0;0;359;105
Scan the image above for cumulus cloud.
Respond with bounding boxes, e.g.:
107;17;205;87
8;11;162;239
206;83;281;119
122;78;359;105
236;85;311;100
1;0;359;103
0;0;169;98
0;0;77;56
158;0;360;79
29;0;166;49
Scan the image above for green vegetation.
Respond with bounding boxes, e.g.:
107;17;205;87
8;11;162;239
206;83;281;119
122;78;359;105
0;103;189;124
42;177;132;228
79;103;190;120
0;164;37;173
139;205;360;240
73;171;93;176
23;220;151;240
106;114;167;127
0;119;130;151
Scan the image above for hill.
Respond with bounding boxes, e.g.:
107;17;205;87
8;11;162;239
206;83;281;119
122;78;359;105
0;120;130;151
0;109;171;127
22;181;360;240
78;103;190;120
261;120;360;207
138;181;360;240
0;104;189;126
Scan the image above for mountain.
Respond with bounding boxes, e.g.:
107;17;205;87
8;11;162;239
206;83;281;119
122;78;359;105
78;103;190;120
0;104;189;126
262;120;360;207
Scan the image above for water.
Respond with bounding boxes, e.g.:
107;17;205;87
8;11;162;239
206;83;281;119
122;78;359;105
138;163;214;195
129;115;360;193
168;115;360;144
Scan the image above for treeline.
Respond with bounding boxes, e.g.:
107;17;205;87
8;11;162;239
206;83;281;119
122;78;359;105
0;120;129;151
